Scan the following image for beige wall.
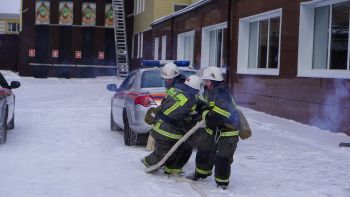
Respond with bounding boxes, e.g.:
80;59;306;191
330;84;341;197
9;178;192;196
134;0;192;33
0;19;19;34
133;0;155;33
154;0;191;20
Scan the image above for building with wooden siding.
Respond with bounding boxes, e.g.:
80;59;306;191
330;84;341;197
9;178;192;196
150;0;350;135
127;0;196;70
19;0;117;78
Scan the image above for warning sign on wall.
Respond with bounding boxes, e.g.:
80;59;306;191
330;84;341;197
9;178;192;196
52;50;59;58
29;49;36;57
75;51;82;59
98;51;105;60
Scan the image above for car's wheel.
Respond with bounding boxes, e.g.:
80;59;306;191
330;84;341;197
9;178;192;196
0;107;8;144
123;111;137;146
110;111;121;131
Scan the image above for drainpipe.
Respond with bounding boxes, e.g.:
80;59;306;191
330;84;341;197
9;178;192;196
226;0;232;86
170;17;175;59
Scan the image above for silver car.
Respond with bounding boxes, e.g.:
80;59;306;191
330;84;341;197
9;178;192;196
0;72;21;144
107;61;196;146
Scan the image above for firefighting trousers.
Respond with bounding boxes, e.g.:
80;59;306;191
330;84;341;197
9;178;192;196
143;129;192;173
195;129;239;185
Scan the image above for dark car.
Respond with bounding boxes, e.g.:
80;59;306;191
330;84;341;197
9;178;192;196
0;72;21;144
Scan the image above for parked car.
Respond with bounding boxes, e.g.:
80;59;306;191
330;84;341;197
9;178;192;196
0;72;21;144
107;60;196;146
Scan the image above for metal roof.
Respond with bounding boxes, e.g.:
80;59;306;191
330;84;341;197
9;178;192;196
0;13;20;20
151;0;212;26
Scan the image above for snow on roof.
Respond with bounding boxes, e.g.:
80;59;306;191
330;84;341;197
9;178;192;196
151;0;212;26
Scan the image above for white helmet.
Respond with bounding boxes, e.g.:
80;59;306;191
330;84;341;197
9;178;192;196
201;67;224;81
185;75;201;90
160;62;180;79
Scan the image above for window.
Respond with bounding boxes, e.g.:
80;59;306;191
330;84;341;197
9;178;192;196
134;0;145;15
177;31;195;66
237;9;281;76
7;23;19;33
201;22;227;70
154;37;159;60
299;0;350;79
161;35;167;60
136;32;143;58
141;70;165;88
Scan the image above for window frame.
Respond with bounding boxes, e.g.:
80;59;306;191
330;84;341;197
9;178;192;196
177;30;195;67
237;8;282;76
298;0;350;79
154;37;159;60
201;22;227;72
161;35;167;60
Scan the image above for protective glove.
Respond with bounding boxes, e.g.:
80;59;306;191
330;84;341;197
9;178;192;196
144;107;160;125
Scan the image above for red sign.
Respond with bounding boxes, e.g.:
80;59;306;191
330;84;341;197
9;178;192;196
75;51;82;59
98;51;105;60
28;49;35;57
52;50;59;58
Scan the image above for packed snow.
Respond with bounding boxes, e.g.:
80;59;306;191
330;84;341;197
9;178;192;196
0;71;349;197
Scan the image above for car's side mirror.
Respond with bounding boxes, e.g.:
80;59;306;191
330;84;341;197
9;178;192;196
10;81;21;89
106;84;118;92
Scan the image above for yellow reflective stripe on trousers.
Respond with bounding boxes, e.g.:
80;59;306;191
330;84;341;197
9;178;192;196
205;128;238;137
164;166;182;174
220;130;239;137
215;177;229;183
153;122;183;140
212;106;231;118
205;127;213;135
195;167;212;175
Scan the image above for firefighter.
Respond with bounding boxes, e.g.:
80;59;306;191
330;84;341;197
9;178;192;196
142;73;201;175
187;66;240;189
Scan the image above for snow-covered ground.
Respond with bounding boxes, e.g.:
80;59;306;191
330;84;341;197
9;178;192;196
0;71;349;197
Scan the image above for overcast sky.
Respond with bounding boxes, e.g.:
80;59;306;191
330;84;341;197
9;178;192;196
0;0;20;14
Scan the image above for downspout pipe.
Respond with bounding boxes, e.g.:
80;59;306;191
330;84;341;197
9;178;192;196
226;0;232;85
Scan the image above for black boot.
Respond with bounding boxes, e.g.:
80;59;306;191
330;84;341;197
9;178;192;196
186;172;207;181
217;184;228;190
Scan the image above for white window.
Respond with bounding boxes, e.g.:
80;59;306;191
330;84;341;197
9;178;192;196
7;23;19;33
201;22;227;70
177;30;195;66
237;9;282;76
161;35;167;60
136;32;143;58
134;0;145;15
154;37;159;60
299;0;350;79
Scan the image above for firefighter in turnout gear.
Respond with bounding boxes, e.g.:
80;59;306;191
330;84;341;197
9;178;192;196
187;67;240;189
142;64;201;175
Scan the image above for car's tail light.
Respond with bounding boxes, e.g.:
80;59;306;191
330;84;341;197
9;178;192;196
0;88;10;97
134;95;155;107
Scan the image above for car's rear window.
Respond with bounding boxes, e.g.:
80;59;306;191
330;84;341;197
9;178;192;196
141;70;165;88
141;70;196;88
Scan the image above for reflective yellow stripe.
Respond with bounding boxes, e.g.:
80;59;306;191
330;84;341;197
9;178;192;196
215;177;229;183
220;130;239;137
164;166;182;174
202;110;209;120
195;167;212;175
199;94;206;102
166;88;177;97
209;102;215;107
205;127;213;135
212;106;231;118
152;122;183;140
164;102;180;115
164;93;188;115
